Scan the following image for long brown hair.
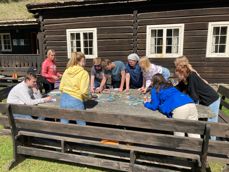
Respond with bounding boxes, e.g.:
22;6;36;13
151;73;172;92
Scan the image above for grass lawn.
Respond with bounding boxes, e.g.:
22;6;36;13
0;136;102;172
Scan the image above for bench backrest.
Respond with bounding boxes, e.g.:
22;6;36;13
0;103;208;154
207;85;229;163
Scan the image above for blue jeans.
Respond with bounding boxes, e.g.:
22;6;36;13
162;67;170;81
94;80;101;89
60;93;86;126
208;97;220;140
13;114;45;120
13;114;33;119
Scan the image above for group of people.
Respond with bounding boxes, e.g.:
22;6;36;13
6;49;220;139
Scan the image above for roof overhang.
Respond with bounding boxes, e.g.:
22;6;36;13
0;19;38;27
27;0;147;13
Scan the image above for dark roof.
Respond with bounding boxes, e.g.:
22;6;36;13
27;0;146;12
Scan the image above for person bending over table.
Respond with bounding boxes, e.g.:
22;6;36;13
7;72;52;119
144;73;200;138
59;52;89;126
175;56;220;140
139;56;170;93
102;59;126;92
90;57;106;93
125;53;143;93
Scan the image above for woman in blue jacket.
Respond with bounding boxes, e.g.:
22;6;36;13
144;73;199;138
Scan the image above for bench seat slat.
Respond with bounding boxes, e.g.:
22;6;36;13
15;119;203;152
18;130;201;164
17;146;129;172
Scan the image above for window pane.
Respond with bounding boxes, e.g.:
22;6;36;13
157;38;163;46
211;44;217;53
89;33;93;39
220;36;226;44
214;36;220;44
71;33;75;40
76;47;81;52
166;38;172;45
157;30;163;37
89;48;93;55
157;46;162;53
167;29;172;37
220;27;227;35
166;46;172;53
84;47;88;55
84;40;89;47
83;33;88;39
76;40;80;47
173;29;179;37
76;33;80;40
89;40;93;47
213;27;220;35
151;30;156;37
219;45;226;53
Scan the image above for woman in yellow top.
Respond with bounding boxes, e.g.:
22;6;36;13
59;52;89;125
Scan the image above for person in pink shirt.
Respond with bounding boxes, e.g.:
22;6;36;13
41;49;62;93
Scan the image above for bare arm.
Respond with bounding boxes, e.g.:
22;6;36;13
125;73;130;91
119;70;126;92
90;75;95;93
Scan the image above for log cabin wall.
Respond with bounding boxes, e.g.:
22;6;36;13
37;0;229;83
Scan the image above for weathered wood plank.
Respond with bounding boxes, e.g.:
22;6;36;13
18;130;200;162
10;104;206;134
138;7;229;19
138;15;229;26
44;20;133;30
17;146;130;171
44;14;133;25
14;119;203;152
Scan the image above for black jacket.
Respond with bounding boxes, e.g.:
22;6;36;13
176;72;219;106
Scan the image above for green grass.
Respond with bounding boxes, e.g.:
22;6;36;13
0;0;59;21
0;136;102;172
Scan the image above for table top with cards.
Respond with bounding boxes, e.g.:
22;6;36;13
39;89;215;119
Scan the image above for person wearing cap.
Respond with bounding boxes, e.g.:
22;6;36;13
125;53;143;92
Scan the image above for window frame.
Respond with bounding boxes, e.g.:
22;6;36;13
146;24;184;58
0;33;12;52
206;22;229;58
66;28;98;59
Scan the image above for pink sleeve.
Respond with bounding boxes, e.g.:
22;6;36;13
41;61;52;79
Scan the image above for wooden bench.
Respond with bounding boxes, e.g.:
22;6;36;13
0;103;212;172
213;85;229;171
218;85;229;124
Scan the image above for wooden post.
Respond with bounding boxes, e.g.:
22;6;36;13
7;104;25;170
133;10;138;54
199;124;210;172
129;150;136;172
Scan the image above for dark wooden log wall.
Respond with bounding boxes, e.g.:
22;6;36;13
137;7;229;83
40;3;229;83
43;13;134;72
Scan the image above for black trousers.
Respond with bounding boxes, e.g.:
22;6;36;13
43;80;55;94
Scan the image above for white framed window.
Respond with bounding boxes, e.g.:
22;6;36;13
206;22;229;57
0;33;12;52
66;28;97;59
146;24;184;58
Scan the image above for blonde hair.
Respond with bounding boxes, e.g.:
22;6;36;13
93;57;102;65
175;56;209;84
47;49;55;56
67;52;85;68
174;56;195;72
139;56;151;72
